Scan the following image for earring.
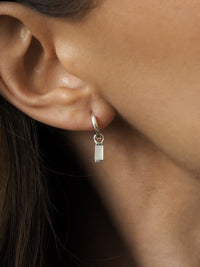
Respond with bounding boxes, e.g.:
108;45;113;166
91;114;104;163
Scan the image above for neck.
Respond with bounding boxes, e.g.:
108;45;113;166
68;116;200;267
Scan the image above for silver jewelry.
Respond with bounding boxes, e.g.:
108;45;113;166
91;114;104;163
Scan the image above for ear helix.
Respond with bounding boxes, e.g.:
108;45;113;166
91;114;104;163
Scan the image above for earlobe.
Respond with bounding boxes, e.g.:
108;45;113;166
0;2;116;131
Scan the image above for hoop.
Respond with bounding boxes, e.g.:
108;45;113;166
91;114;101;137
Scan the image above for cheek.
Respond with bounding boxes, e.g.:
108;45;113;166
90;1;200;173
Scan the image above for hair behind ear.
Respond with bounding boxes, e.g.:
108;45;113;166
0;95;51;267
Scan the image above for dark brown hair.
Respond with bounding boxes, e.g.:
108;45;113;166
9;0;97;16
0;0;95;266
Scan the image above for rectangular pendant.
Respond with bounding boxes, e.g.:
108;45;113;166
95;144;104;163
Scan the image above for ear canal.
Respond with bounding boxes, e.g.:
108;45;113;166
24;36;44;78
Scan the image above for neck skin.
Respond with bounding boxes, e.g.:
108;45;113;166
67;116;200;267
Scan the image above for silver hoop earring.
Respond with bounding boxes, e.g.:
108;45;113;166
91;114;104;163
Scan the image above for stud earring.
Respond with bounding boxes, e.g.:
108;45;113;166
91;114;104;163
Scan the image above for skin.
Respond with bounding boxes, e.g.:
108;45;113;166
1;0;200;266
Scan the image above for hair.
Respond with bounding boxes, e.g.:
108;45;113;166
9;0;98;17
0;1;95;266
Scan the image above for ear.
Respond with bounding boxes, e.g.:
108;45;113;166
0;2;115;130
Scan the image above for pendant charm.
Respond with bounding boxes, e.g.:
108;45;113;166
94;134;104;163
91;114;105;163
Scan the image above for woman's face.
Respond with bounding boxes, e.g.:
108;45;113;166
51;0;200;173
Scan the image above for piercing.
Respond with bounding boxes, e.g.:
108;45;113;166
91;114;104;163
